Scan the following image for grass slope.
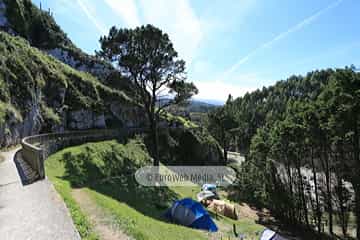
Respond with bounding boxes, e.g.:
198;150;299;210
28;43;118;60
46;140;264;240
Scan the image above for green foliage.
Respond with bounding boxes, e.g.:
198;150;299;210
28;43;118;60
0;101;22;125
60;139;152;186
97;24;197;110
160;111;197;128
157;127;223;165
41;103;61;125
224;67;360;238
206;96;237;162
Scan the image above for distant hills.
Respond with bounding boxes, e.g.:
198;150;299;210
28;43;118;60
158;98;219;114
193;98;224;106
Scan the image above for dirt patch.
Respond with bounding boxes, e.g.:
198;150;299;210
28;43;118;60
0;154;4;163
236;203;261;220
72;188;131;240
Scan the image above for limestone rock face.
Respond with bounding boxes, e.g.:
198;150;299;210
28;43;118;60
68;110;106;130
109;102;146;128
47;48;112;80
0;98;43;147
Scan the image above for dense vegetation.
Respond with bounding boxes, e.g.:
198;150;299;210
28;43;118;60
212;67;360;238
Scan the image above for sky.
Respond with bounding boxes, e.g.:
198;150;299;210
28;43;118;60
32;0;360;102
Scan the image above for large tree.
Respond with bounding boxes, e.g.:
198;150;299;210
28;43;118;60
97;24;198;165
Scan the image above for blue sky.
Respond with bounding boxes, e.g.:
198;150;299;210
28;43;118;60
32;0;360;102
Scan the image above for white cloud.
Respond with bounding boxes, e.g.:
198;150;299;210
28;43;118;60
101;0;203;65
139;0;203;65
104;0;140;28
193;71;269;101
194;80;256;101
76;0;107;35
222;0;344;78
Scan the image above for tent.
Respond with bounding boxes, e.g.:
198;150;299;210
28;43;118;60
165;198;218;232
260;229;289;240
197;190;216;202
201;184;217;193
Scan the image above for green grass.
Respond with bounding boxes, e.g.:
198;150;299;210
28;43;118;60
86;188;207;240
46;149;99;240
160;111;198;128
46;139;264;240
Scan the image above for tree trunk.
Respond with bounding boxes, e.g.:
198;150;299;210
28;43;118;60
223;147;228;164
222;128;228;164
285;155;295;224
150;117;160;166
324;150;333;235
355;184;360;239
338;177;348;237
353;121;360;239
311;147;322;233
297;152;309;227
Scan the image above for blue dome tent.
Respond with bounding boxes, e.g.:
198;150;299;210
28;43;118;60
165;198;218;232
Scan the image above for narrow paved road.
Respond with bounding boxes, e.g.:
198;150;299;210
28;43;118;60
0;148;80;240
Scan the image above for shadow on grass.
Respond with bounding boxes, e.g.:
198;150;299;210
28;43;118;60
86;176;179;222
58;139;181;223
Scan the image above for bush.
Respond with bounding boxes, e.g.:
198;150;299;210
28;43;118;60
60;139;151;187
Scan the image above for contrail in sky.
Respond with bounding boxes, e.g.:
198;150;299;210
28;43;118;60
76;0;107;35
222;0;344;79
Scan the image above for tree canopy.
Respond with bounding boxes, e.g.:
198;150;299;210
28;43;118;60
97;24;198;165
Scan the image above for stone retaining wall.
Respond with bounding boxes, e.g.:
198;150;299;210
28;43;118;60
20;129;132;179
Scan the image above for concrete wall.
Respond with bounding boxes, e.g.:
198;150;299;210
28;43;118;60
21;129;130;179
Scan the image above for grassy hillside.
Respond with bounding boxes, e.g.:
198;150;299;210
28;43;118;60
2;0;113;76
0;31;131;129
46;139;264;240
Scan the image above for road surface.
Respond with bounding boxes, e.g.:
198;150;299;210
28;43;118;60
0;148;80;240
